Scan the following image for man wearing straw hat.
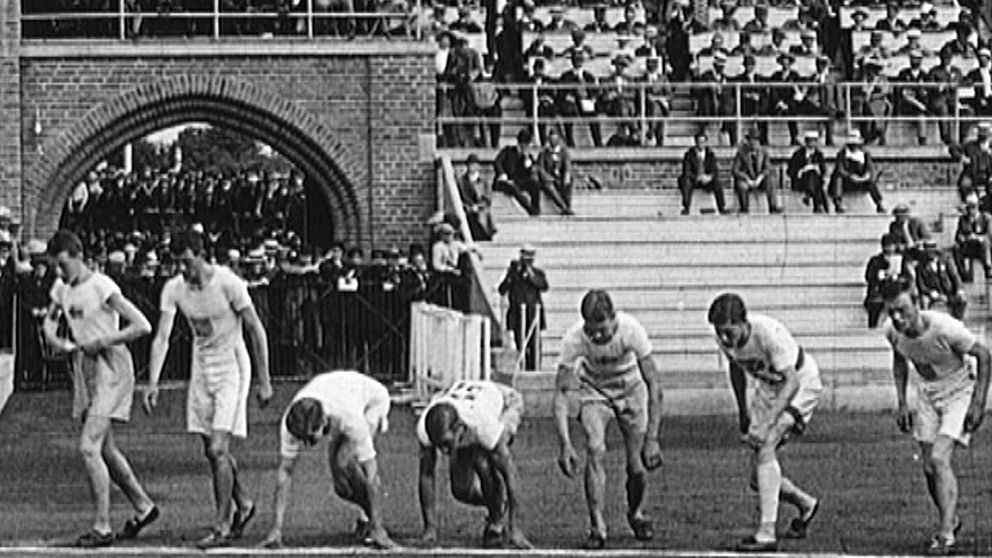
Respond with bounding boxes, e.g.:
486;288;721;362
829;129;885;214
497;244;548;371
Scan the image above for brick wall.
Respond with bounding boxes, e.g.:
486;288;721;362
0;2;22;218
12;48;436;248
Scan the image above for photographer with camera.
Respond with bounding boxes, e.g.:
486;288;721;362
498;245;548;371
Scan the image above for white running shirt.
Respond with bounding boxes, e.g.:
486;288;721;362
416;380;508;451
885;310;977;395
160;265;253;356
558;311;652;382
717;313;821;390
51;273;122;345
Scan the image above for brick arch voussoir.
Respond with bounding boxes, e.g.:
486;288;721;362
30;75;364;241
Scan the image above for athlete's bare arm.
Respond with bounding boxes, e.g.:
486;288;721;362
745;364;800;448
143;310;176;414
238;305;273;406
892;351;912;433
729;361;749;433
83;293;151;353
490;431;533;548
638;355;663;469
418;445;439;542
964;341;991;432
553;364;579;477
260;455;299;548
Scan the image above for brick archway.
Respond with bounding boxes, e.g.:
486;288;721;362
24;75;365;242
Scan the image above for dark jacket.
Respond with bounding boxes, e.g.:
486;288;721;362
888;216;932;249
956;211;992;243
731;144;772;183
787;146;826;188
493;145;537;185
864;252;912;301
498;260;548;330
681;146;720;182
917;251;963;296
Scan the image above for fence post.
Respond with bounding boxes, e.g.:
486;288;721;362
119;0;126;40
306;0;314;38
415;0;422;41
735;82;742;146
534;304;542;372
844;82;852;136
213;0;220;39
531;82;540;143
519;304;526;370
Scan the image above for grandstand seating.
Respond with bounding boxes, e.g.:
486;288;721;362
476;183;988;416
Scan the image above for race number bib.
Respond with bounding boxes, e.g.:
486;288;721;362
446;381;483;401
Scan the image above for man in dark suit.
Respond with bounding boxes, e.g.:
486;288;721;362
788;130;828;213
954;122;992;201
731;129;781;214
498;244;548;371
459;154;497;240
863;233;912;328
889;203;931;261
557;50;603;147
966;48;992;116
695;52;732;136
730;54;767;145
522;58;558;145
874;2;907;33
896;50;932;145
768;52;805;145
916;240;967;319
954;193;992;281
830;131;884;214
639;56;671;145
800;55;842;146
678;132;728;215
928;47;964;145
493;128;540;215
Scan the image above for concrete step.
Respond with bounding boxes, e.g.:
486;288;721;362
479;241;878;267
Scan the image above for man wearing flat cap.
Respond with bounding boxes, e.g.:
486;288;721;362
829;130;885;214
788;131;829;213
732;128;781;214
889;203;931;260
498;245;548;371
953;192;992;281
916;240;968;319
896;48;933;145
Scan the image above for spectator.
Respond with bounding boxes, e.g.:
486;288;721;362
666;0;698;81
494;3;525;83
790;29;821;57
788;130;829;213
730;54;766;145
679;132;728;215
954;193;992;281
829;131;885;214
544;6;572;33
601;53;636;118
857;31;892;69
897;29;932;57
711;0;740;33
493;128;539;215
941;22;977;58
954;122;992;201
557;50;603;148
849;9;869;33
449;5;482;34
929;47;964;146
875;2;907;34
757;27;789;56
523;58;558;145
856;58;892;145
562;28;595;59
698;33;729;58
430;223;469;309
916;240;967;319
730;30;757;57
585;4;611;32
695;52;732;136
635;25;662;57
743;4;769;34
896;50;932;145
520;1;543;32
497;244;548;371
908;2;941;32
966;48;992;116
458;154;497;241
863;233;912;328
536;128;575;216
802;55;842;146
613;4;639;34
639;56;671;146
769;52;804;145
732;128;781;214
524;33;555;60
889;203;931;259
607;122;642;146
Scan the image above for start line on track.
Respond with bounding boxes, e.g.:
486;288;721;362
0;547;971;558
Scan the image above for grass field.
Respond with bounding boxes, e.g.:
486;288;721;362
1;385;991;557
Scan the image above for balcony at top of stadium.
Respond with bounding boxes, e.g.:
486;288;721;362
17;1;429;42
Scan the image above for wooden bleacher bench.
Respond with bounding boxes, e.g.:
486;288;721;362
850;29;957;53
695;53;977;76
523;31;631;57
704;6;797;28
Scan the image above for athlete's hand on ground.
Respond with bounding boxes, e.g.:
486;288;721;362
641;438;663;471
419;526;438;546
142;385;159;415
963;401;986;433
557;444;580;478
255;382;273;408
260;529;283;549
896;405;913;433
507;527;534;550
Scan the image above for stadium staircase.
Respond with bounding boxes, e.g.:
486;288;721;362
476;186;992;417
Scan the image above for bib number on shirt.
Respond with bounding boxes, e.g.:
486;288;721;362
446;381;482;401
